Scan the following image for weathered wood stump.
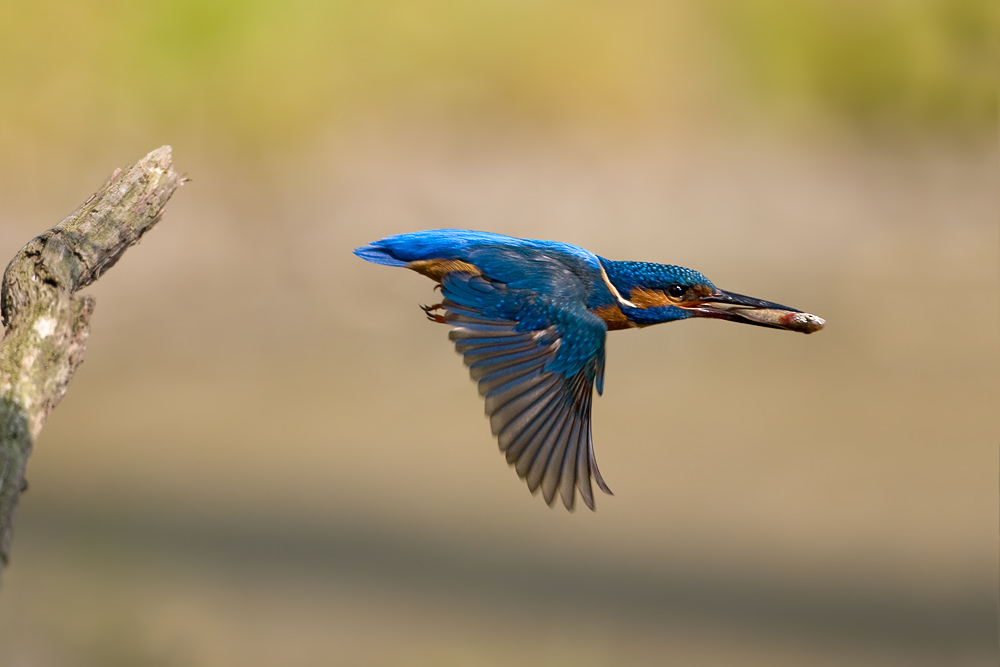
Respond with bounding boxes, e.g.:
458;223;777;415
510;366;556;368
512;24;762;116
0;147;182;578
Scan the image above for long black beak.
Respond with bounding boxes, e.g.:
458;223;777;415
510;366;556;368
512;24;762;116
682;289;825;334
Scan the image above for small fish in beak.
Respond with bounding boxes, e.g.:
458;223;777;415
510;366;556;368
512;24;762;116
682;289;825;334
730;308;825;333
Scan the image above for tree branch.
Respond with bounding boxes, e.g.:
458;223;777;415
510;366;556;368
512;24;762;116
0;146;182;575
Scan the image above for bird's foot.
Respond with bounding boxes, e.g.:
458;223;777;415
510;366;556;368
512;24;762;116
420;303;446;324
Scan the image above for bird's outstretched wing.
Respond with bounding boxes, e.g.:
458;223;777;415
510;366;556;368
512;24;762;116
438;271;612;511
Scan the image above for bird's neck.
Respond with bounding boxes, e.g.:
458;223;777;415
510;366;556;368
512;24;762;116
597;258;692;326
598;257;644;294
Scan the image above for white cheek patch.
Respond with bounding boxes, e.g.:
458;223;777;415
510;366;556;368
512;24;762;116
599;263;637;308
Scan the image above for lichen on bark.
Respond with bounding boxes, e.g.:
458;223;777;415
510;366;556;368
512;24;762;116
0;147;182;576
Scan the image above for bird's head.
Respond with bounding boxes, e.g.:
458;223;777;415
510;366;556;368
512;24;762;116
599;259;824;333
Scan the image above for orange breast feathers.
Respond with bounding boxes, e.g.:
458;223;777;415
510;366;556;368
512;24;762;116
407;258;482;281
593;304;636;330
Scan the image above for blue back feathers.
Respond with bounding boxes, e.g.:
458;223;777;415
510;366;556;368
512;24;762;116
355;230;720;326
354;230;600;270
355;229;609;301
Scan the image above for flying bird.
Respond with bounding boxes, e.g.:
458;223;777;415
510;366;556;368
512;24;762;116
355;230;824;511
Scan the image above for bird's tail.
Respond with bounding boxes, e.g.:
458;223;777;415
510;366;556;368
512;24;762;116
353;242;409;267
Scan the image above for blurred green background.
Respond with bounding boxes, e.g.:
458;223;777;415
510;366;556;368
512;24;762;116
0;1;997;665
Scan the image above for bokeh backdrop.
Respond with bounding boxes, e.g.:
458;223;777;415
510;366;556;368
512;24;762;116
0;1;997;665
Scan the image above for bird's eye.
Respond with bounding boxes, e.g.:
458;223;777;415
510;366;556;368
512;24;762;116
666;284;686;298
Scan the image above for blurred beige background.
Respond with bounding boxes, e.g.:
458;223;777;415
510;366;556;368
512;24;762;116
0;1;997;665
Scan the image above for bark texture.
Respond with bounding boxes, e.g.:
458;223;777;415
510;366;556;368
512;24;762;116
0;146;182;575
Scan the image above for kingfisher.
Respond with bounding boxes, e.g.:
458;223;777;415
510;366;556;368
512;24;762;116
355;230;824;511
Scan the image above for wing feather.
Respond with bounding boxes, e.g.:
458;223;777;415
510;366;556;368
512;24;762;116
558;413;582;510
438;271;612;510
487;375;561;435
576;422;595;510
544;374;588;507
539;406;574;505
516;398;571;482
525;401;573;493
503;396;562;460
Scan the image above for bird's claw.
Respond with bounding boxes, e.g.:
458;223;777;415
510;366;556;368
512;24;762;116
421;303;447;324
